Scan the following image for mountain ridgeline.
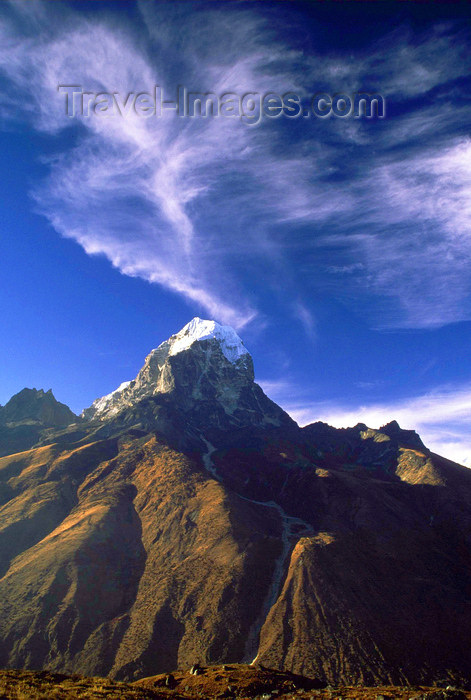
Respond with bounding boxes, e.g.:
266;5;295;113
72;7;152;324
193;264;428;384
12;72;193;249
0;318;471;687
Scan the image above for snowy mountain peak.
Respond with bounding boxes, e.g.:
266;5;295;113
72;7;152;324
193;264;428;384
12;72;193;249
166;318;249;364
82;318;254;422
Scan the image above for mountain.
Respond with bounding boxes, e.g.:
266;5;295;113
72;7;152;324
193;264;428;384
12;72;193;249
81;318;294;444
0;318;471;688
0;388;76;426
82;318;253;421
0;388;77;457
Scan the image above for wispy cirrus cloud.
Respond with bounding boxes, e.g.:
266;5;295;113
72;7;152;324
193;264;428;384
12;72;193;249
341;137;471;328
1;2;471;333
0;2;266;328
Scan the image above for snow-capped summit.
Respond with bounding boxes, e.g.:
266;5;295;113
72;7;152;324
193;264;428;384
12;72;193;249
82;318;256;422
166;318;249;364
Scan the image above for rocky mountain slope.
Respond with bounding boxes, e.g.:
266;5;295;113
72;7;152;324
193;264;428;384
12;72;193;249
0;318;471;688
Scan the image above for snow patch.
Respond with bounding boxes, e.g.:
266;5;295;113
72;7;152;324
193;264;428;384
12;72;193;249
201;435;220;481
168;318;249;364
88;380;131;415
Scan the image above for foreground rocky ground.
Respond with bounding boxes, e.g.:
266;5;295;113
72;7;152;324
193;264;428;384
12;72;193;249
0;664;469;700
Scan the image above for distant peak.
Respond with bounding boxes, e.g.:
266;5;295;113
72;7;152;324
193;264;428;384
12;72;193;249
381;420;401;432
0;387;76;427
166;317;250;365
379;420;426;450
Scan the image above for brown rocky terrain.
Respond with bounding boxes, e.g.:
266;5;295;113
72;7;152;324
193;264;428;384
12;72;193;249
1;319;471;689
0;664;469;699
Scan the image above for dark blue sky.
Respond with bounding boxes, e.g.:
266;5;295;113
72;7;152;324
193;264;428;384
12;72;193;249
1;1;471;464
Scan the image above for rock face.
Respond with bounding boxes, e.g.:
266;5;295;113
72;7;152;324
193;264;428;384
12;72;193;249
1;319;471;688
83;318;252;420
82;318;294;445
